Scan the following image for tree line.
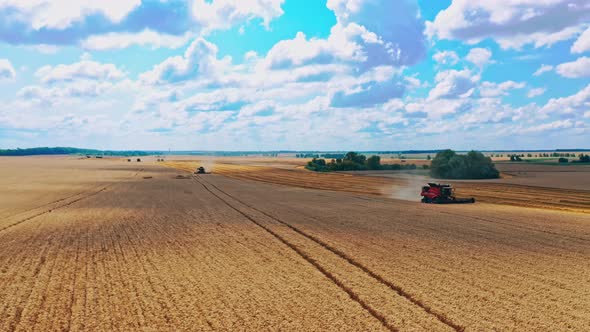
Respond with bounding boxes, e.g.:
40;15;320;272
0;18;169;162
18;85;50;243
306;152;417;172
0;147;149;156
510;153;590;163
305;150;500;179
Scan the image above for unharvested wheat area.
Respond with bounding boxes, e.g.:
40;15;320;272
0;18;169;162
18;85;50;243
1;156;590;331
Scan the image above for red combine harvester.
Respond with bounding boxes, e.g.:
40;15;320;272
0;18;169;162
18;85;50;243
420;183;475;204
194;166;211;174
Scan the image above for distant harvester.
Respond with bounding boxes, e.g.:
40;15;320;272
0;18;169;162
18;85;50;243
195;166;208;174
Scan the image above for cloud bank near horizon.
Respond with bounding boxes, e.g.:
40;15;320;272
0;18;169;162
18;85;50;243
0;0;588;150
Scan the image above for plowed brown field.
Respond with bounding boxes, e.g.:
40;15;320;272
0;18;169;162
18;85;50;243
1;156;589;331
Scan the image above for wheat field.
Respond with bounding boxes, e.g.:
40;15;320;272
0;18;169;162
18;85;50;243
1;156;589;331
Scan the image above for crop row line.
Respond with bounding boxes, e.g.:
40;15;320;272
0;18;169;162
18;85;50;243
195;175;465;332
193;176;398;332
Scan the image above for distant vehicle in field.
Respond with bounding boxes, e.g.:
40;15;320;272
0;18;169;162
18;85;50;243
420;183;475;204
195;166;207;174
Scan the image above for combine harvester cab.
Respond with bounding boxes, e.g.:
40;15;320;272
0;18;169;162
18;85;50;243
420;183;475;204
195;166;208;174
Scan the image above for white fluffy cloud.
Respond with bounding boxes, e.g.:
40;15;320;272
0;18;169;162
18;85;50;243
35;60;126;84
407;98;470;120
466;48;493;68
0;1;286;50
261;0;427;73
479;81;525;98
4;1;588;149
427;0;590;49
542;83;590;115
528;87;546;98
191;0;284;31
326;0;427;67
433;50;459;65
331;80;405;108
572;26;590;54
456;98;517;125
18;81;116;103
520;119;577;133
0;59;16;80
261;26;375;70
428;69;479;100
81;29;191;50
140;37;231;84
556;57;590;78
0;0;141;30
533;64;554;76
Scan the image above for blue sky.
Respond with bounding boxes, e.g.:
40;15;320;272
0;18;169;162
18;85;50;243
0;0;589;150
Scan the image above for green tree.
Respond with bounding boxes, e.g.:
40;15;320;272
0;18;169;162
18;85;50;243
366;155;381;170
430;150;499;179
344;151;366;164
430;149;456;178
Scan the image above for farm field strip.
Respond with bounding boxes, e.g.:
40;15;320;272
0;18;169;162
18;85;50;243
202;175;590;331
1;165;401;331
165;161;398;195
0;169;145;233
277;201;590;297
3;157;590;331
0;164;144;220
1;188;103;222
163;161;590;213
191;179;397;332
360;196;590;242
0;187;109;234
0;157;136;220
194;175;462;332
302;191;590;242
453;183;590;213
433;208;590;244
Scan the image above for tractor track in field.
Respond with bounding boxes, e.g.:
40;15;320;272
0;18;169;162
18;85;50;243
0;169;145;234
194;175;464;332
192;176;397;332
